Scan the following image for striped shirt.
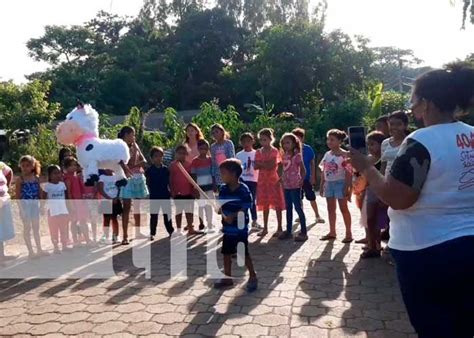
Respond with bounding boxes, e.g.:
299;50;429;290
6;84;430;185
190;157;214;192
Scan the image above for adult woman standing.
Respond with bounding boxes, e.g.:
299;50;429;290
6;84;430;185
350;64;474;337
184;123;204;164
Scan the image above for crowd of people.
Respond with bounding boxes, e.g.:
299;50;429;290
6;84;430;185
0;64;473;335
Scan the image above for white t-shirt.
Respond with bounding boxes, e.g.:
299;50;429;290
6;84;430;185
42;182;69;216
381;138;401;176
388;122;474;251
99;175;119;199
236;150;259;182
320;151;350;182
0;162;12;202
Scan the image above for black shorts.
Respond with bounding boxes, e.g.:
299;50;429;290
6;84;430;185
174;195;195;214
301;179;316;201
221;233;249;256
100;199;123;217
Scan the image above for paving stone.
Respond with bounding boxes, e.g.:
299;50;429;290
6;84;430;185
58;312;91;323
253;314;288;327
291;325;329;337
127;321;163;335
385;319;415;334
346;318;384;331
119;311;153;323
0;323;33;335
60;322;95;335
93;321;129;335
233;323;269;336
29;322;63;335
115;302;146;313
25;313;61;324
151;313;186;324
159;323;197;335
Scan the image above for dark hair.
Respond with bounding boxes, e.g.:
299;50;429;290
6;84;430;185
327;129;347;141
150;146;164;158
197;139;210;148
19;155;41;176
63;157;78;169
211;124;230;140
185;123;204;143
414;63;474;115
375;115;389;124
239;132;254;142
219;159;242;178
388;110;409;125
258;128;275;142
366;131;386;145
292;128;305;139
59;147;72;167
175;144;188;153
47;165;61;182
280;133;302;155
118;126;135;140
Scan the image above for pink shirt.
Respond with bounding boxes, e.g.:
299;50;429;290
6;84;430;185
64;172;84;199
282;153;303;189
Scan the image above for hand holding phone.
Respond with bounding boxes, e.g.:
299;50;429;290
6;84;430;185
348;126;367;155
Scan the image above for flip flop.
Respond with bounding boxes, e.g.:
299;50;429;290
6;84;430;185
320;235;336;241
341;238;354;244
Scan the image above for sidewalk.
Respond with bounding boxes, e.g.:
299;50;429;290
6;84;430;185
0;200;415;337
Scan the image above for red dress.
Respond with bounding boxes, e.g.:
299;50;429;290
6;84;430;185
255;147;285;211
63;173;88;223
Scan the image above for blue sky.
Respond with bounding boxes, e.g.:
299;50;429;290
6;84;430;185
0;0;472;83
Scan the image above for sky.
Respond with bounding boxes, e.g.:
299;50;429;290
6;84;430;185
0;0;472;83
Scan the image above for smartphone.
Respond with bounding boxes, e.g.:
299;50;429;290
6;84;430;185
348;126;367;154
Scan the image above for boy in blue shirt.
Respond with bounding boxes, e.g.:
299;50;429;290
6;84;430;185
293;128;325;224
214;159;258;292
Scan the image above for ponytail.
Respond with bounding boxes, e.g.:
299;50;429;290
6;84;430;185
414;63;474;116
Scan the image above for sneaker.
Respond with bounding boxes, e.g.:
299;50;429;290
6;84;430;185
246;278;258;292
99;235;108;244
294;233;308;242
278;231;293;240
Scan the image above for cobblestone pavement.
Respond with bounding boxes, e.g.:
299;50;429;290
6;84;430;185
0;201;415;337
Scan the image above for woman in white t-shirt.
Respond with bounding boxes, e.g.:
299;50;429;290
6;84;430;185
380;111;409;176
0;161;15;262
41;165;70;253
349;64;474;337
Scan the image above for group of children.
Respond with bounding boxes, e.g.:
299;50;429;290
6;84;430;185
0;112;409;290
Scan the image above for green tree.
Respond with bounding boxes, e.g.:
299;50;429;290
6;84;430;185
0;80;60;131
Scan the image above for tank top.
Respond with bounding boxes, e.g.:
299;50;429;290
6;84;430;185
21;177;40;200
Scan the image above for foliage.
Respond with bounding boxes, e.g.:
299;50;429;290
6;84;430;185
6;125;61;171
0;80;60;131
462;0;473;29
162;107;185;148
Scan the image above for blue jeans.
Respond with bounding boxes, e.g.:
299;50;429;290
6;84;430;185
243;181;257;222
284;189;306;235
391;236;474;338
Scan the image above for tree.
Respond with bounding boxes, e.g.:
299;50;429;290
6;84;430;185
0;80;60;131
462;0;473;29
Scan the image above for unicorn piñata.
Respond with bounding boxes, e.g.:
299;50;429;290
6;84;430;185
56;102;130;186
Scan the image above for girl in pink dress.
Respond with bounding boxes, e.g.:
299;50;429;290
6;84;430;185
254;128;285;237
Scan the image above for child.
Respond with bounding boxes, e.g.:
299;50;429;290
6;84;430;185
375;115;390;138
210;124;235;186
41;165;70;253
191;139;214;232
280;133;307;242
361;131;387;259
15;155;46;258
0;161;15;262
381;111;409;177
82;181;99;243
63;157;91;246
214;159;258;292
58;147;73;172
292;128;325;224
98;170;122;244
145;146;174;240
319;129;353;243
254;128;285;237
235;133;259;228
118;126;149;243
170;145;196;234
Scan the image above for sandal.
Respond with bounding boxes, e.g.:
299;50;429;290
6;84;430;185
121;239;129;245
272;231;283;238
320;234;336;241
257;230;268;237
341;237;354;244
246;278;258;292
360;249;381;259
355;238;368;244
213;279;234;289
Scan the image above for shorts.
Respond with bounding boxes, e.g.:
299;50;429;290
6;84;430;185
120;174;149;199
20;200;40;222
221;233;249;256
323;180;346;199
301;179;316;201
174;195;195;215
100;200;123;217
